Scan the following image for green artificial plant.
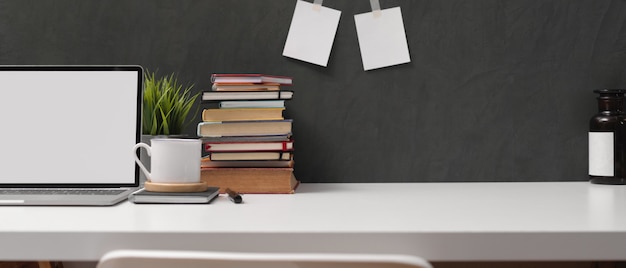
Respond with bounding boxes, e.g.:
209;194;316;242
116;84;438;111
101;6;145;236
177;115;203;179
142;70;200;135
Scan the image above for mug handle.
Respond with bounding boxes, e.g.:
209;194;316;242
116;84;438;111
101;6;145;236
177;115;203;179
133;143;151;181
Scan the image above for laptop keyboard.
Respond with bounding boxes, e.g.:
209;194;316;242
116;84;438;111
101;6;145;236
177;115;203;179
0;189;127;195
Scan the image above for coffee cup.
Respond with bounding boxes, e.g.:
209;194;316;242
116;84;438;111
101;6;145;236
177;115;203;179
132;138;201;184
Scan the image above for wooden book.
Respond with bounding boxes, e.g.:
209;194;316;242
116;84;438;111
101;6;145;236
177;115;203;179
201;167;299;194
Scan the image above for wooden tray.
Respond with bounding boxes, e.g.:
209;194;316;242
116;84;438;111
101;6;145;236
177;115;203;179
144;181;208;193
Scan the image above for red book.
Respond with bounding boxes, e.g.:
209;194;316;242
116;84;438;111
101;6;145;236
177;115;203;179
211;74;293;85
204;139;294;152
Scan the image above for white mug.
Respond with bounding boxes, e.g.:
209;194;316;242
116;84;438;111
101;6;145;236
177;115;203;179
133;138;201;184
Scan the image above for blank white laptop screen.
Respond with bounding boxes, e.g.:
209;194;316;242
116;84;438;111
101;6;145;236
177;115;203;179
0;66;141;186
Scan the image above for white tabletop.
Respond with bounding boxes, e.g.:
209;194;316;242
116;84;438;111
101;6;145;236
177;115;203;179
1;182;625;262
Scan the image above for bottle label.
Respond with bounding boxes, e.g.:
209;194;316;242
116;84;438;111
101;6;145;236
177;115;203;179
589;132;614;176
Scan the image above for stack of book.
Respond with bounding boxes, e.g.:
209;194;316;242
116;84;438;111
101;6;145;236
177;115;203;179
197;73;299;194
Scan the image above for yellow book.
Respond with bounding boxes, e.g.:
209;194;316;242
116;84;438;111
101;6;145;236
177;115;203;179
202;108;284;122
197;120;292;137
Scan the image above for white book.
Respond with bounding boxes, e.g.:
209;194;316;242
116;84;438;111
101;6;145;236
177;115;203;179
219;100;285;108
202;90;293;101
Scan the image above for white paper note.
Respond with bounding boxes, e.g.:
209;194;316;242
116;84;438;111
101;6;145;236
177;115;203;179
283;0;341;67
354;7;411;71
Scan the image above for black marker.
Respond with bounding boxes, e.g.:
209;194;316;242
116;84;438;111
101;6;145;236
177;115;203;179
225;188;243;204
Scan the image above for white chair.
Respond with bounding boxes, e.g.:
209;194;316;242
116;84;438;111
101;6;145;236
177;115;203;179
96;249;433;268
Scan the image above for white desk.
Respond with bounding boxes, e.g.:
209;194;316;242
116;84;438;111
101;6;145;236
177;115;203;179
0;182;625;262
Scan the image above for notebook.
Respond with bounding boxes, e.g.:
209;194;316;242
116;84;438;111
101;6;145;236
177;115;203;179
0;65;143;206
128;187;220;204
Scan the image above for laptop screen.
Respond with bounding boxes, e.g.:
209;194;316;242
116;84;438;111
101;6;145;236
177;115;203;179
0;66;142;186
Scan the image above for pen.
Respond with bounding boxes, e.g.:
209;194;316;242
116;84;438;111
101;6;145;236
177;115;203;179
225;188;243;204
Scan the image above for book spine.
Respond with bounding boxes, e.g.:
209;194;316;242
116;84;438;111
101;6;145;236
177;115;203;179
200;168;298;194
204;141;294;152
196;120;293;137
209;151;292;161
201;90;293;102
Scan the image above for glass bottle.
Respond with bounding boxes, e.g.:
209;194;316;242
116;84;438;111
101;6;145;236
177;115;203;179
589;89;626;184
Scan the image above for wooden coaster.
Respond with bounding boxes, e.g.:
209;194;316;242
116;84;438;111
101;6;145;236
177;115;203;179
144;181;208;193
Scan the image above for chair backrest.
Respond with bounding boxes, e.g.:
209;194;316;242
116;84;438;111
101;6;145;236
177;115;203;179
96;250;433;268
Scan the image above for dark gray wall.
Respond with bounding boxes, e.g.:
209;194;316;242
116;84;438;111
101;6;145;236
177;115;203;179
1;0;625;183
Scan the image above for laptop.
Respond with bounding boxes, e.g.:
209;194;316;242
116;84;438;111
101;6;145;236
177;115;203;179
0;65;143;206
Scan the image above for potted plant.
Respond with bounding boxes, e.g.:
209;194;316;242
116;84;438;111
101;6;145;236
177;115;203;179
139;70;200;183
142;70;199;136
